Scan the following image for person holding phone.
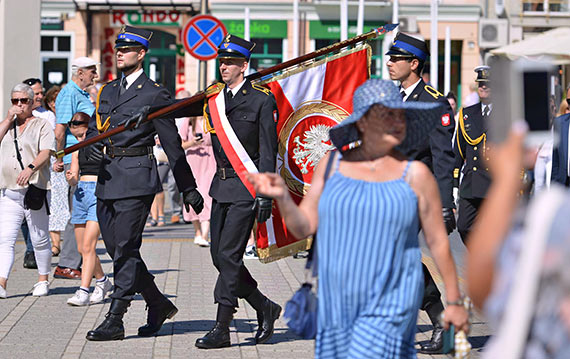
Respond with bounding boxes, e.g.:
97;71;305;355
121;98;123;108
453;66;493;244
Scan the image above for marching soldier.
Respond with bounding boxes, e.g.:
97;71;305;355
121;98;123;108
385;32;456;354
195;34;281;349
85;25;204;341
453;66;492;243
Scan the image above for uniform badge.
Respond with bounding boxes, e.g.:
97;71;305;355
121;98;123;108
441;113;451;127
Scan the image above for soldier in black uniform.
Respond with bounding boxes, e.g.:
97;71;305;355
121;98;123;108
84;25;204;341
386;32;456;354
194;34;281;349
453;66;492;243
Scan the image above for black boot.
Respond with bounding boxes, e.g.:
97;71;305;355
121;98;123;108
86;299;130;341
138;285;178;337
419;324;444;354
195;304;233;349
419;303;445;354
246;289;282;344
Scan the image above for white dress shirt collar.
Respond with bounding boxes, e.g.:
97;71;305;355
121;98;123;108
227;78;247;97
400;79;421;102
122;68;144;90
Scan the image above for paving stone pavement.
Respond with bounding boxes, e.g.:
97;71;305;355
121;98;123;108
0;223;490;358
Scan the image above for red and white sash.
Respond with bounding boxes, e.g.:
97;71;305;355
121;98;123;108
208;91;258;198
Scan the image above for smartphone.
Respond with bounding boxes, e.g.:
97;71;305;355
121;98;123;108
195;133;203;140
442;324;455;354
489;57;556;147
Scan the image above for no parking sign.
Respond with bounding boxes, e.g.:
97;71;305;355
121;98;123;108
182;15;227;61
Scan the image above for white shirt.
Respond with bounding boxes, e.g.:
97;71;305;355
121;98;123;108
400;79;421;102
227;79;246;97
482;103;493;116
122;68;144;90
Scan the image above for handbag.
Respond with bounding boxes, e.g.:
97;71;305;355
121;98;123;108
283;150;337;339
12;122;50;214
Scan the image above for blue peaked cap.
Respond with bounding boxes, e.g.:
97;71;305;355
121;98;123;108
115;25;152;49
385;32;428;61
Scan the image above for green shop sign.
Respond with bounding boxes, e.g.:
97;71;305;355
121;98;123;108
221;20;287;39
310;20;387;39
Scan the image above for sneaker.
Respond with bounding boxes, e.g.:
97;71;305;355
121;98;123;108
193;236;210;247
32;281;49;297
90;277;113;304
243;246;258;259
0;285;6;299
67;289;89;306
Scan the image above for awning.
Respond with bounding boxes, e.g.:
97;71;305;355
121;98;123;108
42;0;199;12
490;27;570;65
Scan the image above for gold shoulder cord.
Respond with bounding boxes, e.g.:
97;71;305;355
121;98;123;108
95;84;110;134
203;101;215;134
424;85;443;99
458;107;486;157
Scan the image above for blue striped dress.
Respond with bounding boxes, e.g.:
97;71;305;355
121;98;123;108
315;159;424;358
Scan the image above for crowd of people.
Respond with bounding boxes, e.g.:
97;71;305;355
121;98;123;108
0;24;569;358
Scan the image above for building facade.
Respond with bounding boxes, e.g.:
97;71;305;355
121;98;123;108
38;0;569;107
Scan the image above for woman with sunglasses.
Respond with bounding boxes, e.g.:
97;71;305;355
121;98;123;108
65;112;112;306
0;83;55;298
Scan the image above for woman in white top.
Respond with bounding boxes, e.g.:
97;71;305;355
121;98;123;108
0;83;55;298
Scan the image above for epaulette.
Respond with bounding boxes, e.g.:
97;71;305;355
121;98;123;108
148;79;162;88
205;82;225;98
252;83;270;95
424;85;443;99
203;102;215;134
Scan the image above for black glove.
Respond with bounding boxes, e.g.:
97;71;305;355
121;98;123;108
442;207;456;235
86;142;104;163
118;105;150;130
183;189;204;215
252;196;272;223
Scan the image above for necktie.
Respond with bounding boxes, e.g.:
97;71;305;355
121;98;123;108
119;77;128;96
400;90;406;100
483;105;489;118
227;89;234;99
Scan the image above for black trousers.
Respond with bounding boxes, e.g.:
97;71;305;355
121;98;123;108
210;198;258;308
97;195;156;301
418;228;444;323
457;197;484;244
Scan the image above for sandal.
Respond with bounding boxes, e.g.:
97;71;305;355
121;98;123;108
146;218;158;227
157;215;166;227
51;245;61;257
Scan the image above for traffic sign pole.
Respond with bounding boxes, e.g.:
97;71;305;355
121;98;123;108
199;0;208;90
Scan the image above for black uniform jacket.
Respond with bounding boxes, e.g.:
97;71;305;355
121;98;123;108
453;102;491;199
404;79;456;208
204;80;278;203
86;73;197;200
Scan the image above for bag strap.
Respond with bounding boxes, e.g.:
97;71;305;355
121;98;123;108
13;122;25;170
13;121;50;216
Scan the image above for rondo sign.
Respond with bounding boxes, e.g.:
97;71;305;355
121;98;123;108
183;15;227;61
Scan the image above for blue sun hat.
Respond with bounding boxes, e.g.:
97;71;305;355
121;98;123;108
329;79;442;154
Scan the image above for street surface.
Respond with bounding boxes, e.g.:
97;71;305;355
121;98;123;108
0;222;489;358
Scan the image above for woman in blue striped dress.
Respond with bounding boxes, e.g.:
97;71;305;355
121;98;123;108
248;79;468;358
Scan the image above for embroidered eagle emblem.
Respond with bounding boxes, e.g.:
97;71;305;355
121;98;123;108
292;124;335;174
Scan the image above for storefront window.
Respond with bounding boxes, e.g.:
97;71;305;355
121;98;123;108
40;32;73;89
250;38;282;72
216;20;288;79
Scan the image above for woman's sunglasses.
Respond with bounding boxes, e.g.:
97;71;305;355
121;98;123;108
68;120;89;127
11;98;30;105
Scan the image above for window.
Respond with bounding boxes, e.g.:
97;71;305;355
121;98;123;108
41;32;73;89
523;0;569;12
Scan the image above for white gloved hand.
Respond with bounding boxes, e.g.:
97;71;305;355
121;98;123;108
453;187;460;208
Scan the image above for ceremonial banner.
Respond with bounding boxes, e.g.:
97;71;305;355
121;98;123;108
256;45;371;263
